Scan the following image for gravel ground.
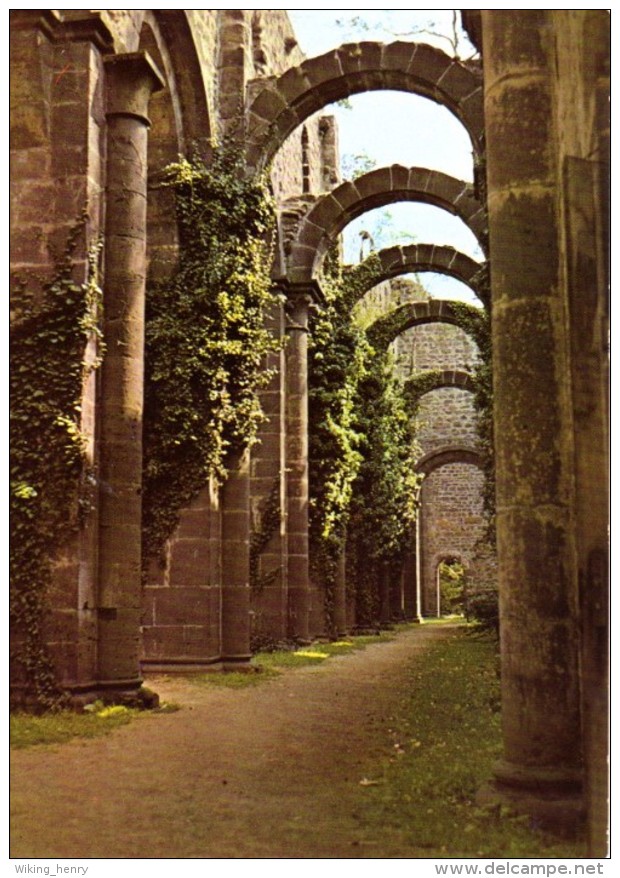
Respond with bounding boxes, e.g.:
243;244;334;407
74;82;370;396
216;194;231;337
10;623;456;859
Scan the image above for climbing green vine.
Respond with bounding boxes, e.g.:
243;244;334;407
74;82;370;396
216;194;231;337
250;476;282;593
308;255;421;633
448;299;495;530
142;147;280;564
10;216;104;710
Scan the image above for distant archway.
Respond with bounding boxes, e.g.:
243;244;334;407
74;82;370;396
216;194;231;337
416;444;483;475
346;243;487;306
286;166;486;284
367;299;485;351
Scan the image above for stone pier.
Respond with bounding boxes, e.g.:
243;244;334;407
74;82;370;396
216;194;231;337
97;52;164;690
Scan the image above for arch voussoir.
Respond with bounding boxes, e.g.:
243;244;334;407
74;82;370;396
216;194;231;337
276;64;312;104
285;166;485;284
382;40;418;71
353;166;393;200
366;299;470;350
246;41;484;173
303;50;344;85
404;369;476;404
332;180;361;213
390;164;411;189
337;41;384;75
249;85;288;123
407;43;453;88
437;60;482;101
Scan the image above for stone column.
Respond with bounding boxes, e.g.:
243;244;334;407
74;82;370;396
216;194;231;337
480;11;582;824
413;514;423;622
379;562;391;626
97;53;164;689
221;449;252;669
285;289;312;641
332;549;347;638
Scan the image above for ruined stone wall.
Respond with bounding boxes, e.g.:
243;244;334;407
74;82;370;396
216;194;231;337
415;388;478;455
395;323;479;377
10;11;111;687
420;463;486;614
359;277;488;616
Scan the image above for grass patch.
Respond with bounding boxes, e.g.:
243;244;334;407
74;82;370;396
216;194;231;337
10;699;181;750
354;629;585;857
10;704;136;749
186;665;282;688
187;627;404;686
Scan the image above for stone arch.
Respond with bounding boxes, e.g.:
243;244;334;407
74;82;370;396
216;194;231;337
366;299;485;350
138;13;212;279
416;444;483;475
287;166;486;283
152;11;213;152
347;244;488;307
246;41;483;172
404;368;475;402
415;453;485;617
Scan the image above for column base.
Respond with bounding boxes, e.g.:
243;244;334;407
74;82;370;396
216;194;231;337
221;655;253;672
477;760;584;837
68;678;159;711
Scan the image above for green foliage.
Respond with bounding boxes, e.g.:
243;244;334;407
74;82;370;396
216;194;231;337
403;369;451;419
250;477;282;593
142;147;280;562
347;349;421;625
438;560;466;616
10;705;135;749
468;586;499;635
449;300;495;531
308;265;370;631
10;220;104;710
355;630;583;857
308;256;422;631
341;152;377;181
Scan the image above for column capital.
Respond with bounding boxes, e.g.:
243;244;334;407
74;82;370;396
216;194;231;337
104;52;165;124
283;281;324;333
10;10;115;51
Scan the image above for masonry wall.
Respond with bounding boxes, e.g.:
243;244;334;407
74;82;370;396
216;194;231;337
420;463;486;614
360;277;491;616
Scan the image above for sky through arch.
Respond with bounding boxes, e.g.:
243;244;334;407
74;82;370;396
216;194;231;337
286;9;481;303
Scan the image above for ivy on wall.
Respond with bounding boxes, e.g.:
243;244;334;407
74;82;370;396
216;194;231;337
448;299;495;532
142;147;280;564
308;256;421;633
10;218;103;709
346;346;421;626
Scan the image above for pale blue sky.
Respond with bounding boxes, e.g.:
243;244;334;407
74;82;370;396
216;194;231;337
286;10;482;303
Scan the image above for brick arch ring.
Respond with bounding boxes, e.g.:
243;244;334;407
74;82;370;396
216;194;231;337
366;299;485;351
416;445;483;476
345;243;488;307
245;41;483;173
286;165;486;285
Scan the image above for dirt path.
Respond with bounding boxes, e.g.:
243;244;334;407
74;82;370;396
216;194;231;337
11;624;457;859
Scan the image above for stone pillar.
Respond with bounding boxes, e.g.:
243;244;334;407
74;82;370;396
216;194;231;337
414;513;423;622
249;298;288;643
379;562;391;626
332;549;347;638
285;289;312;641
221;450;252;668
480;11;582;824
97;53;164;689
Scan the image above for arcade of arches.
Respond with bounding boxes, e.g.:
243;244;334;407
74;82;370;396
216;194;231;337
10;10;609;851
